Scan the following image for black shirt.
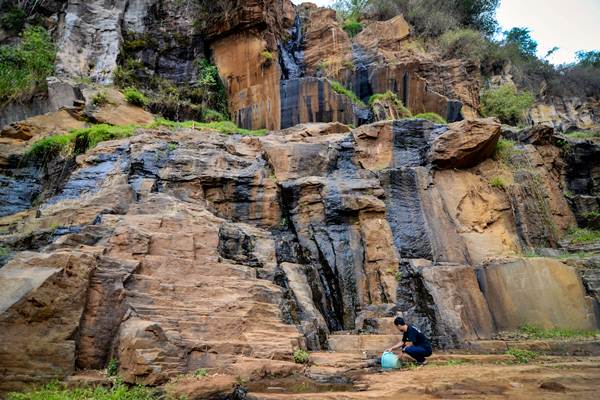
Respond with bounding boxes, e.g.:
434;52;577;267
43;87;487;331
402;325;431;350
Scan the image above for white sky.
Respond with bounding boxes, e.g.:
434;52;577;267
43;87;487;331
292;0;600;64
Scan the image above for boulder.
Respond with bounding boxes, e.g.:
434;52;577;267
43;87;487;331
429;118;501;169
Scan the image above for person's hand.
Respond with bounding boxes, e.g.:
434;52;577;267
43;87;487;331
384;348;392;353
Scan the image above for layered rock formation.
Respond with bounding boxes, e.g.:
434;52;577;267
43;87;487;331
1;117;598;393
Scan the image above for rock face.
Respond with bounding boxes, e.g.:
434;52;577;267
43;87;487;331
2;118;596;393
478;258;598;331
528;97;600;132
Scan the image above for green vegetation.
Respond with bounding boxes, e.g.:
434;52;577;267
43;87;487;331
394;271;402;282
342;17;363;37
504;27;537;57
438;28;488;62
480;84;534;125
581;211;600;230
368;91;412;118
493;138;522;164
413;112;447;124
489;176;506;190
123;87;149;107
0;5;26;31
260;50;275;64
25;124;138;165
576;50;600;68
316;59;330;72
150;118;267;136
0;26;56;105
293;349;310;364
92;91;109;107
329;80;366;107
107;358;119;377
564;131;600;140
7;381;157;400
0;245;10;257
519;324;599;339
343;60;355;70
564;227;600;245
506;348;538;364
194;368;208;377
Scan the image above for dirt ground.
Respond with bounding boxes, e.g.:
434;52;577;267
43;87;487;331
247;356;600;399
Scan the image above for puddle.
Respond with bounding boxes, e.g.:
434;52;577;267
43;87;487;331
246;376;358;394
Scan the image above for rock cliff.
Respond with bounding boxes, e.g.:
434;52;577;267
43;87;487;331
1;1;600;398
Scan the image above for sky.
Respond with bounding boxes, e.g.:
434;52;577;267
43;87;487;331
291;0;600;64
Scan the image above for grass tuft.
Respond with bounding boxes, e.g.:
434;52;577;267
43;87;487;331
123;87;148;107
565;131;600;140
368;91;412;118
329;80;366;107
506;348;538;364
149;118;267;136
564;227;600;245
293;349;310;364
489;176;506;189
412;112;447;124
7;381;157;400
518;324;599;339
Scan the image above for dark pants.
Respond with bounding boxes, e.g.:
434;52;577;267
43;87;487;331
404;345;432;363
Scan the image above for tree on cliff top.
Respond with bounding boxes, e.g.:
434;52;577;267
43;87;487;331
354;0;499;37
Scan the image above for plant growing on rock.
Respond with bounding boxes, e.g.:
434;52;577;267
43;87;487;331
489;176;506;190
92;91;109;107
480;84;534;125
107;358;119;377
342;17;363;37
0;26;56;105
413;112;447;124
124;88;149;107
293;349;310;364
369;91;412;118
330;80;366;107
194;368;208;377
260;50;275;66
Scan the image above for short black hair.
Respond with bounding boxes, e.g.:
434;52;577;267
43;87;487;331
394;317;405;326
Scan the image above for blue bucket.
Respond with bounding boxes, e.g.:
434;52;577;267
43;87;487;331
381;351;399;369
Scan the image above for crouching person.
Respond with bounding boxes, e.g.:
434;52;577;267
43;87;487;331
385;317;432;365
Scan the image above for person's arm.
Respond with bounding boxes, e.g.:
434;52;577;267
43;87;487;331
385;339;404;353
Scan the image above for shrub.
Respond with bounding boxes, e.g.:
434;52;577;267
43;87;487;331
0;26;56;104
194;368;208;377
565;131;600;140
564;228;600;245
329;80;366;107
413;112;447;124
293;349;310;364
342;17;363;37
107;358;119;377
7;381;157;400
369;91;412;118
438;28;488;62
92;91;109;107
480;84;534;125
489;176;506;189
0;5;26;31
506;348;538;364
123;87;148;107
493;138;521;163
25;134;73;165
203;108;228;122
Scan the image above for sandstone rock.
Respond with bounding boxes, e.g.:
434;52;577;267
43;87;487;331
528;97;600;132
429;118;501;169
503;124;554;145
0;250;98;393
212;31;281;131
165;375;238;400
354;15;411;53
478;258;598;331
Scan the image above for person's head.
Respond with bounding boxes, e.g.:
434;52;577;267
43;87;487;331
394;316;408;332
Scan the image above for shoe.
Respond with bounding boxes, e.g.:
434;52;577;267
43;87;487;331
416;360;428;366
